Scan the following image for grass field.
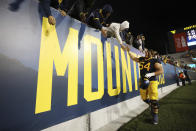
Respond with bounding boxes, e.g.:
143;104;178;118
118;82;196;131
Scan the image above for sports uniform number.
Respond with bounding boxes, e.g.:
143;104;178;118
139;62;150;71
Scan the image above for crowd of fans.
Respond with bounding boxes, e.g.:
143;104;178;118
40;0;147;52
148;49;195;86
40;0;196;73
149;49;196;72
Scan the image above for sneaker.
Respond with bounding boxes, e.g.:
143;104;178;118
153;114;158;125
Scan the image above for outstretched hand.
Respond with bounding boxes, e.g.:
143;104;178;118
101;29;107;38
59;10;67;16
120;44;127;51
48;16;56;25
126;46;130;51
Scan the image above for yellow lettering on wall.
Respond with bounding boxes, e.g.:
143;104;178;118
158;75;161;84
137;55;141;78
84;35;104;101
131;53;138;90
158;74;165;85
161;74;165;84
106;43;121;96
35;17;78;114
114;46;121;94
162;74;165;84
121;49;132;93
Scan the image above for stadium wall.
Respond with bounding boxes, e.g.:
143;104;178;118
0;0;195;130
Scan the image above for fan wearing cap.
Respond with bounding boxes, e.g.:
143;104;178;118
128;49;164;125
102;21;129;50
86;4;113;37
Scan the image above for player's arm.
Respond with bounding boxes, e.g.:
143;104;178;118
145;62;164;78
128;51;139;62
154;63;164;76
112;25;126;50
113;25;123;45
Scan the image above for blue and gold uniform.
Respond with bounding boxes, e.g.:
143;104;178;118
139;57;161;101
138;56;161;124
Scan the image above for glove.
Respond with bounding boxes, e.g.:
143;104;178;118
145;72;155;79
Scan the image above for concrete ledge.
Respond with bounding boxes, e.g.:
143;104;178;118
91;96;147;131
94;102;148;131
43;83;180;131
42;114;89;131
96;83;179;131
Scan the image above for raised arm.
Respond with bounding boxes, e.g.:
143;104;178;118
110;24;127;50
113;25;123;45
154;62;164;76
145;62;164;78
128;51;140;62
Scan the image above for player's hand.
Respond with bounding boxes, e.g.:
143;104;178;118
48;16;56;25
145;73;155;79
120;44;126;51
126;46;130;51
59;9;67;16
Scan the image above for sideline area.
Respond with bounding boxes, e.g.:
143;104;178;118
118;81;196;131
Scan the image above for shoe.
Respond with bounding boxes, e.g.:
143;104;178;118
153;114;158;125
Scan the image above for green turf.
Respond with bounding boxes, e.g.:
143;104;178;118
118;82;196;131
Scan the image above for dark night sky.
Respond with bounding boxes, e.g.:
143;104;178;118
94;0;195;54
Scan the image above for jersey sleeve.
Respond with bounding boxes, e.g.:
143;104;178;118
112;25;122;45
92;10;103;30
40;0;52;17
139;57;145;62
153;58;161;64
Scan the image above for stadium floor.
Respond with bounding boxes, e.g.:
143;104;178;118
118;81;196;131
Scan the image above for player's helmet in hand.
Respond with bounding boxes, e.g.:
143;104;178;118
139;78;150;89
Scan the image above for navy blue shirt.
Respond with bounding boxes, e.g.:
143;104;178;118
40;0;69;17
86;9;107;30
139;57;161;81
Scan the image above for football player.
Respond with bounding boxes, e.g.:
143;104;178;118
128;48;164;124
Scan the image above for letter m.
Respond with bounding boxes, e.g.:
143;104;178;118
35;18;78;114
